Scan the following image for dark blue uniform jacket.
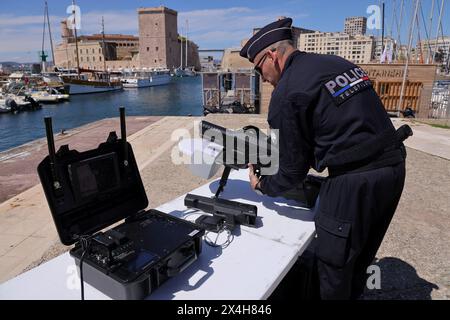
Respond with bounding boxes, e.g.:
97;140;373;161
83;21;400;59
259;50;395;196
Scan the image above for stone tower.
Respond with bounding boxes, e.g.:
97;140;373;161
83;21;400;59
60;20;74;44
138;6;179;69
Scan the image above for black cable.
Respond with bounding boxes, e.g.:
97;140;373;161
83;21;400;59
77;235;92;301
204;226;234;249
79;251;86;300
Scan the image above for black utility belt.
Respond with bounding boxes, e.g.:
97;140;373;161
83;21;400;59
328;148;405;177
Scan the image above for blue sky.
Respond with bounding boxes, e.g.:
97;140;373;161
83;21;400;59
0;0;448;62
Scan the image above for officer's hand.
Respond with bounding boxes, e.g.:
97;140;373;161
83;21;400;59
248;163;260;190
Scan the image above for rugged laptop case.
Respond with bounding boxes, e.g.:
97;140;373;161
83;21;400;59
37;108;204;299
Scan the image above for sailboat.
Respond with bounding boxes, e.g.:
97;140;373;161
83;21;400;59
183;20;196;76
61;3;122;95
174;20;196;77
174;26;185;77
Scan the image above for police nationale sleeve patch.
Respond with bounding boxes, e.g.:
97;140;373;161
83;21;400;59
323;67;372;106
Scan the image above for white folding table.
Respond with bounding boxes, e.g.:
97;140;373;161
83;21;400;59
0;169;316;300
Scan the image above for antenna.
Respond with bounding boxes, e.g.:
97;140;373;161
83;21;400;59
119;107;129;166
44;117;61;190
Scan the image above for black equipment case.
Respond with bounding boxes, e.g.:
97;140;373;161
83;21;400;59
37;108;204;300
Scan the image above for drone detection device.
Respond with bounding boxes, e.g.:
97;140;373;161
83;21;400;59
179;120;277;231
185;193;257;231
37;107;204;300
180;120;327;231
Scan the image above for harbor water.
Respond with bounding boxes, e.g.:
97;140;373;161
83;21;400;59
0;77;202;152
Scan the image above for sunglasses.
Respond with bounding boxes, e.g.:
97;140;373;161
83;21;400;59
254;53;268;76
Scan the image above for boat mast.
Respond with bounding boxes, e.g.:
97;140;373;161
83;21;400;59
185;19;188;70
72;0;80;76
41;1;47;72
102;16;107;72
180;27;183;69
46;1;56;68
398;0;420;116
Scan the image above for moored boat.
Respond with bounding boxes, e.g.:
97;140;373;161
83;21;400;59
121;69;171;88
62;71;123;95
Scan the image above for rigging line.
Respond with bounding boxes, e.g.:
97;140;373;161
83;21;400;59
432;0;445;64
46;1;56;65
434;0;446;43
428;0;435;41
425;0;435;64
419;0;433;63
415;5;423;63
395;0;405;59
375;0;382;38
393;2;401;59
434;19;447;67
389;0;396;38
397;0;405;43
399;0;420;116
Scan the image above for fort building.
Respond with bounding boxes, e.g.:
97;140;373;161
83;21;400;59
54;6;200;71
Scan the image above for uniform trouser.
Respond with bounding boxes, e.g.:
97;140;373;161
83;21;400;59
313;161;406;300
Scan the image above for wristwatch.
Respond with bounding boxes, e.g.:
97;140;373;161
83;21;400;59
254;181;264;196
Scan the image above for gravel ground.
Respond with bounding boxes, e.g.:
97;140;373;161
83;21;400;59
362;147;450;300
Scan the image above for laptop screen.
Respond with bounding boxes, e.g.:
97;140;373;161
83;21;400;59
68;152;121;200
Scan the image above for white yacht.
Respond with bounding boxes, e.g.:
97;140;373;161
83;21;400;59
121;69;171;88
29;88;69;103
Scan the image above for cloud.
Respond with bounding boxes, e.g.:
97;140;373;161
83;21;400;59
77;10;138;35
192;31;250;47
0;6;309;62
178;7;309;48
0;14;64;27
0;27;44;53
0;10;139;61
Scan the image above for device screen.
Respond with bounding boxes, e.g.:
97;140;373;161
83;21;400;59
69;152;121;199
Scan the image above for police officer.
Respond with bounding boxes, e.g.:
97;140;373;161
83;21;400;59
240;18;411;299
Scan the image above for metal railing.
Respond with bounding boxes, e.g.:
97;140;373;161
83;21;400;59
430;81;450;119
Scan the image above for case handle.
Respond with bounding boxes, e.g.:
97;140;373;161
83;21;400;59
165;252;197;277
